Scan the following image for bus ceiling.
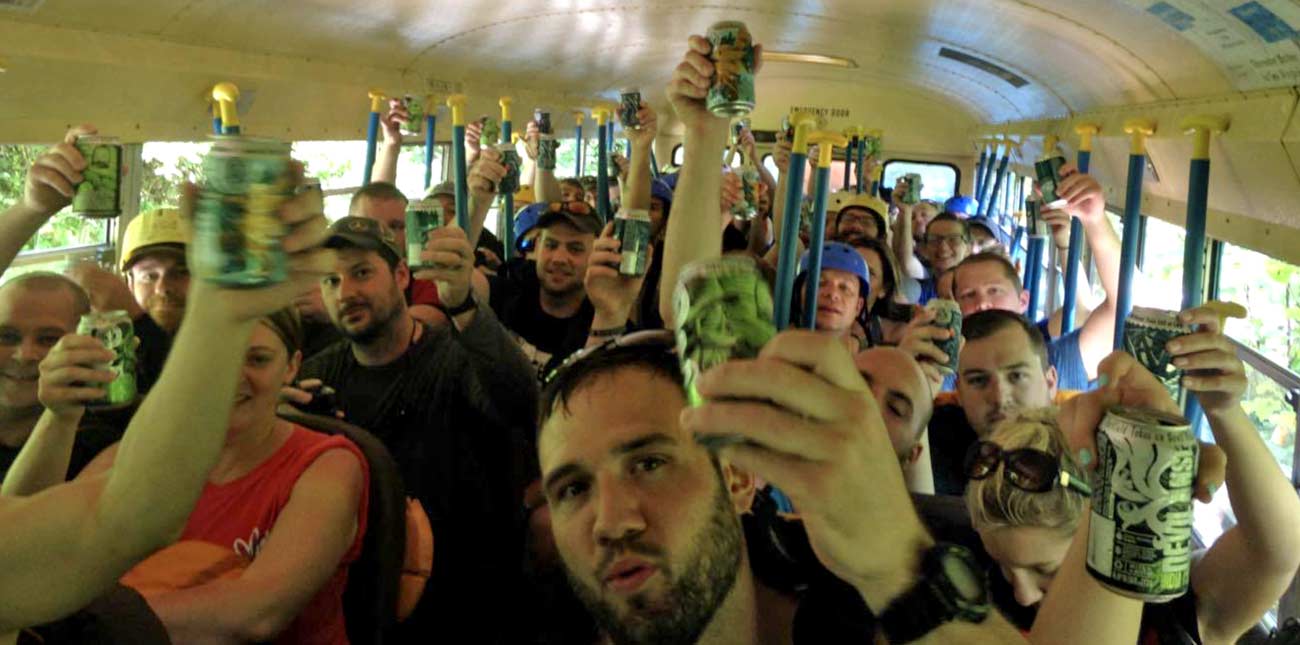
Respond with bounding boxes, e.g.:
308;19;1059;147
2;0;1300;263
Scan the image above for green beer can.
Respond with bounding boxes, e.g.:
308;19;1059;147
1123;307;1190;405
72;136;122;219
619;89;642;129
673;256;776;422
78;310;137;409
195;136;293;287
902;173;924;205
1035;155;1068;210
538;136;559;171
925;299;963;375
497;144;522;195
406;199;444;270
401;95;424;137
614;209;653;277
706;21;756;117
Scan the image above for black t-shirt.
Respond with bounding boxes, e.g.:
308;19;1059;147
634;243;665;331
928;403;980;496
475;228;506;267
298;309;538;644
723;220;750;254
132;313;171;396
300;318;343;362
489;259;595;377
0;407;129;482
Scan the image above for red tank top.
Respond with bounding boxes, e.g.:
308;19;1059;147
408;278;441;307
181;425;370;645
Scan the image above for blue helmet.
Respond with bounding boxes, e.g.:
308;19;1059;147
514;202;549;253
657;171;680;192
798;241;871;301
944;195;980;217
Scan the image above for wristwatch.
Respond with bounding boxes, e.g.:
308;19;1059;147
442;293;478;317
878;543;990;643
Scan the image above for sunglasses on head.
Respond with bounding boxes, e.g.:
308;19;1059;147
541;329;676;387
547;200;595;216
963;440;1092;497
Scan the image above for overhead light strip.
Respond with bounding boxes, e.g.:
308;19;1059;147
763;51;858;69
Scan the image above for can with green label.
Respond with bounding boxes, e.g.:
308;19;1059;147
480;117;500;148
706;21;756;117
538;136;558;171
902;173;923;205
78;310;137;409
614;209;652;277
1123;307;1190;405
620;90;642;129
195;136;293;287
673;256;776;418
925;299;962;375
401;95;424;137
72;136;122;219
497;144;521;195
406;199;444;269
1035;155;1068;209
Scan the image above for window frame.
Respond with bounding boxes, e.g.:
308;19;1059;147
879;158;961;203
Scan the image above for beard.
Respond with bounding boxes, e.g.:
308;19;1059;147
564;476;744;645
335;292;402;345
146;293;186;334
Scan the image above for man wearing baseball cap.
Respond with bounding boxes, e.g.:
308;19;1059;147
291;214;537;641
488;201;604;376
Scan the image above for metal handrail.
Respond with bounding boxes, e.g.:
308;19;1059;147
1231;336;1300;392
11;242;110;266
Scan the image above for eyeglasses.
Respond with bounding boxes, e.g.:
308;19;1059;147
927;233;970;247
963;440;1092;497
541;329;677;387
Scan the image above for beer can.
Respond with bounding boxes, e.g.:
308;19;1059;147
195;136;293;287
1035;155;1068;210
614;209;653;277
706;21;756;117
619;89;642;129
496;144;521;195
1123;307;1190;405
1025;197;1042;234
77;310;137;409
401;95;424;137
903;173;923;205
405;199;444;269
673;256;776;421
731;167;760;220
925;299;962;375
71;136;122;219
1087;406;1198;602
480;117;501;146
537;136;559;171
534;109;553;135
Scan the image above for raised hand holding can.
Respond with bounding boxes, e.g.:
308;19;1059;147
71;136;122;219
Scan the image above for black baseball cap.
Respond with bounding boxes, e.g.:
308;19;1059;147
325;216;402;266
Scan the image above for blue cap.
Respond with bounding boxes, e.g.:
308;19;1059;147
514;202;549;253
651;177;675;213
944;195;980;217
798;241;871;300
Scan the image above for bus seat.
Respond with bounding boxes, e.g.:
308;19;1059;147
277;405;407;644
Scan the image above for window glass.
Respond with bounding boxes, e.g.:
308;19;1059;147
881;160;958;203
1;144;111;256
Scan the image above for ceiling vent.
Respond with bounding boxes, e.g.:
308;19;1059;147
938;47;1029;88
0;0;43;11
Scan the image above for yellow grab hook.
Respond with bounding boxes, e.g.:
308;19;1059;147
446;94;468;127
498;96;513;123
367;89;387;114
1122;118;1157;156
788;111;818;156
806;131;849;169
1074;123;1101;153
212;82;241;130
1180;115;1229;160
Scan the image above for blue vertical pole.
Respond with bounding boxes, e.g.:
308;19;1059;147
978;144;1000;209
983;153;1010;218
975;145;989;199
1061;129;1095;335
574;117;585;177
1026;236;1047;319
423;112;437;190
363;91;384;185
1011;223;1027;265
596;114;610;222
1180;117;1225;427
855;135;867;195
500;98;515;262
842;139;853;189
447;96;471;230
773;123;812;331
1113;121;1155;350
803;164;833;328
211;103;223;135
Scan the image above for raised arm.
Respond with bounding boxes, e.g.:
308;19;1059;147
1055;165;1121;379
1028;510;1143;644
0;175;334;632
761;136;799;267
0;125;97;277
371;99;406;185
466;149;506;249
1169;306;1300;643
894;202;927;280
621;102;657;215
525;120;562;204
658;35;747;327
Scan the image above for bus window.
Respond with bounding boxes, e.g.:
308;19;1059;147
762;153;779;185
1;144;112;282
881;160;958;203
671;143;684;168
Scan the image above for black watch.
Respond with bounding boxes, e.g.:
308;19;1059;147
878;543;990;643
442;294;477;317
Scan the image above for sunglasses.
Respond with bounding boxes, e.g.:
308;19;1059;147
963;440;1092;497
541;329;676;387
546;200;596;216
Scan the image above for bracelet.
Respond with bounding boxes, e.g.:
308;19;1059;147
441;294;477;317
589;324;628;339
